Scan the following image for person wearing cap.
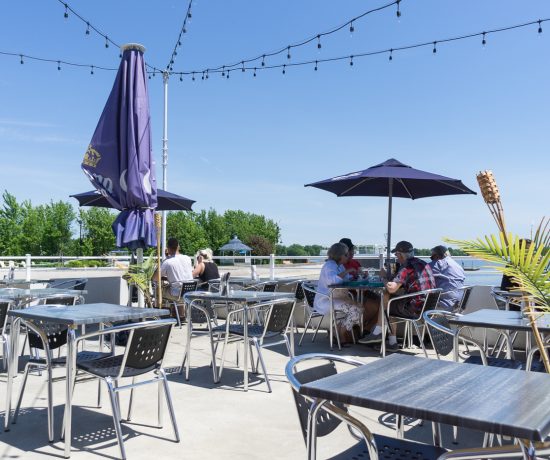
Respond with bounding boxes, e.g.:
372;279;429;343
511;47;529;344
339;238;362;279
359;240;435;349
429;245;465;311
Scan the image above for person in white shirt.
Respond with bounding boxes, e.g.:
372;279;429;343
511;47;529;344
314;242;363;344
157;237;193;300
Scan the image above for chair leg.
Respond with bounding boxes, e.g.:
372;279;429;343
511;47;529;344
249;343;257;374
127;377;136;421
218;333;229;381
413;322;429;358
311;316;324;343
208;329;219;383
159;369;180;443
173;302;182;329
299;313;313;346
97;378;102;408
106;378;127;460
284;335;294;358
331;315;341;351
184;324;193;381
453;425;458;444
253;338;271;393
158;378;164;429
47;363;54;442
13;363;32;424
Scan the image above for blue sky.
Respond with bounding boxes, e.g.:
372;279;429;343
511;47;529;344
1;0;549;248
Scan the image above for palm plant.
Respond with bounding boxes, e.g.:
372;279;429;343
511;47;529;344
446;217;550;371
119;249;158;308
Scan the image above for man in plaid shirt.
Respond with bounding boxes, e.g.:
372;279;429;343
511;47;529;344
359;241;435;350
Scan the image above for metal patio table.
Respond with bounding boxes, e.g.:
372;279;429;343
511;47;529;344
0;287;87;307
300;354;550;457
183;290;295;391
5;303;169;458
328;280;385;350
448;309;550;359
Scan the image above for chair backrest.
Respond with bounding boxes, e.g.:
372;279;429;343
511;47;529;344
421;289;442;314
262;282;278;293
265;300;295;334
491;287;523;311
190;300;215;324
26;320;68;351
286;354;365;443
455;286;473;312
302;284;317;310
220;272;231;295
0;300;11;333
179;280;198;297
423;310;456;357
42;294;79;306
125;323;173;370
294;282;305;301
48;278;87;291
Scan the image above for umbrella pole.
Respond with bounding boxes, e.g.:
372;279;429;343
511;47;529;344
155;213;163;309
386;178;393;275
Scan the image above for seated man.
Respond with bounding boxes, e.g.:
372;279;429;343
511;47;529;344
359;241;435;350
429;245;465;311
155;237;193;301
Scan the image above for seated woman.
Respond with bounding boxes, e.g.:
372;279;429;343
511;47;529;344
314;242;364;344
192;248;220;289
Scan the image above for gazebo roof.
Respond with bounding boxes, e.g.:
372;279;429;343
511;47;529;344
219;235;252;252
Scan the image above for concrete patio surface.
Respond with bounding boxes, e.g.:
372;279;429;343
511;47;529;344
1;327;490;460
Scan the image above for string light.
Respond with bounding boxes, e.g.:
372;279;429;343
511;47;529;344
180;74;183;81
165;0;193;70
317;35;322;49
241;61;245;72
226;70;230;79
538;20;543;34
389;49;393;61
287;46;291;60
58;60;61;70
201;71;205;80
105;37;109;48
396;0;401;18
261;55;266;66
85;22;90;35
482;32;487;46
282;64;286;74
90;65;94;75
350;21;355;33
432;41;437;54
314;60;318;71
20;54;23;64
253;67;257;77
192;72;195;81
349;55;354;66
64;3;69;18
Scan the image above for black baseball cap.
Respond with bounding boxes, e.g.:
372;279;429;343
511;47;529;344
391;241;414;253
339;238;354;250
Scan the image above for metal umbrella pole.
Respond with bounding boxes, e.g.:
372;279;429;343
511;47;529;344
386;178;393;274
161;72;169;257
155;213;163;308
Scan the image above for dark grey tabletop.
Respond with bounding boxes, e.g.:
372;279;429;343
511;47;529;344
0;287;86;299
300;354;550;441
8;303;169;326
449;309;550;332
184;290;294;303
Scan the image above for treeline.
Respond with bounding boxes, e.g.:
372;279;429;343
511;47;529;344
0;191;280;257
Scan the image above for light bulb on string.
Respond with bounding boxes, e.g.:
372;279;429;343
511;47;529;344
432;41;437;54
253;67;257;77
64;3;68;19
226;70;230;79
349;55;354;66
20;55;24;64
317;35;322;50
90;65;94;75
180;74;183;82
105;37;109;48
389;49;393;61
261;55;266;67
349;21;355;36
85;22;90;35
192;72;195;81
178;40;182;46
183;27;187;34
482;32;486;47
538;20;543;34
57;61;61;71
396;0;401;19
241;61;245;72
221;66;225;77
206;70;209;79
282;64;286;75
314;60;318;71
287;46;291;60
201;71;205;80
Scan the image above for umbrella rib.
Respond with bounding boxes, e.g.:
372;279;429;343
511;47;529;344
339;177;377;196
433;179;475;194
396;178;414;199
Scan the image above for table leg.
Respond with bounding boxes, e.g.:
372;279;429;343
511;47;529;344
4;317;20;431
243;303;248;391
289;316;295;357
63;327;77;458
380;295;386;357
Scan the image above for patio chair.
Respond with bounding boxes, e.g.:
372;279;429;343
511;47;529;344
285;353;448;460
40;293;84;305
384;289;442;357
75;319;179;460
212;298;296;392
300;284;348;350
525;343;550;373
180;297;223;382
171;280;199;328
452;285;474;313
12;320;110;442
1;300;12;371
47;278;88;291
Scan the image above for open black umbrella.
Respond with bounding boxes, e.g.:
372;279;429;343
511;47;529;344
71;188;195;211
305;158;476;265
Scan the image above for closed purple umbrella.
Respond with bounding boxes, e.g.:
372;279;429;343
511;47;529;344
81;43;157;250
71;189;195;211
305;158;476;265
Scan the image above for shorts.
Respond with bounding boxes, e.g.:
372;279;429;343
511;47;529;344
388;297;420;319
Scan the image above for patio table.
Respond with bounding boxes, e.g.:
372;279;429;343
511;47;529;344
0;287;87;307
5;303;169;458
183;290;295;390
300;354;550;454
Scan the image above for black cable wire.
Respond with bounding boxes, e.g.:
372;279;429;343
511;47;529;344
172;17;548;77
0;50;117;71
178;0;401;74
55;0;163;73
165;0;193;71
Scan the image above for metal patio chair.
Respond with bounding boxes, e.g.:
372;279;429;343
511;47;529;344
75;319;179;460
384;288;442;357
164;280;198;328
285;353;448;460
452;285;474;313
47;278;88;291
0;299;12;371
213;298;296;392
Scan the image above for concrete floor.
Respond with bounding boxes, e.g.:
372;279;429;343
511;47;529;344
1;328;489;460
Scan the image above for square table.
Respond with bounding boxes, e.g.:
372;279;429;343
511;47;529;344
300;354;550;443
183;290;295;390
5;303;169;458
0;287;87;307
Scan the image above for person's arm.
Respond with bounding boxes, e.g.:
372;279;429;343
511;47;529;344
385;281;402;294
192;261;205;278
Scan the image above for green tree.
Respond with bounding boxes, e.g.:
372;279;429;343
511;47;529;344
247;234;275;257
286;244;307;257
18;202;46;255
196;209;229;253
0;191;24;255
276;244;288;256
41;201;75;255
166;212;209;255
80;208;116;255
304;245;323;256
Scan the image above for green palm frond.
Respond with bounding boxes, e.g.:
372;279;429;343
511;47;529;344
119;249;158;307
445;218;550;311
